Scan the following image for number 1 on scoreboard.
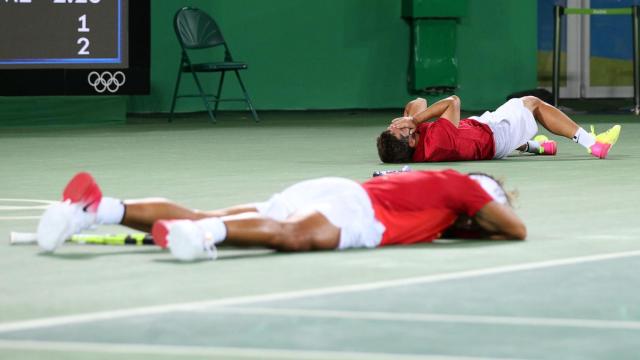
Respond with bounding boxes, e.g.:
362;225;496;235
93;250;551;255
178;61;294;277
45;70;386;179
78;14;90;32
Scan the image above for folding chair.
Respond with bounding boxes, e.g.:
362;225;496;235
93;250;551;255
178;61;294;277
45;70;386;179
170;7;259;123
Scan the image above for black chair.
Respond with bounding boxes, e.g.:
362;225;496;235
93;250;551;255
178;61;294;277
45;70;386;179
170;7;259;123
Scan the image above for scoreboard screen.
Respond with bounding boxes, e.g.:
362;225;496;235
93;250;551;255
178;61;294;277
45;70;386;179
0;0;128;69
0;0;149;95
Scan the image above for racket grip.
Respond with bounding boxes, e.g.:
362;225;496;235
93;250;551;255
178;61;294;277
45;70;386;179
9;232;38;244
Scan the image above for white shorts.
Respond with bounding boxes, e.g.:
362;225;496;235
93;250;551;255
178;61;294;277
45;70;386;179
470;98;538;159
254;177;385;250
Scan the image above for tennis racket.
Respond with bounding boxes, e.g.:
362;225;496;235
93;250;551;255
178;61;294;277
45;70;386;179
10;231;155;246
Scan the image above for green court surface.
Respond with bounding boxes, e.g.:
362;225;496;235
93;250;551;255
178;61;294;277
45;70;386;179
1;111;639;359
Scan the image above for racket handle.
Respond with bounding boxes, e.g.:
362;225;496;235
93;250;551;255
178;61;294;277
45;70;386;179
9;232;38;244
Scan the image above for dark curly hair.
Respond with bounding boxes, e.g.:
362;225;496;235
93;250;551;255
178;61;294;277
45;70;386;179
376;130;414;163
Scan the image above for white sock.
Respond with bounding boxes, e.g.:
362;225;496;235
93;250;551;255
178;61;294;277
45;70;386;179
524;140;540;154
96;197;125;225
573;128;596;149
196;217;227;244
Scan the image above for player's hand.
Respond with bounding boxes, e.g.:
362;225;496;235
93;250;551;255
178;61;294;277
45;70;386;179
388;117;417;138
389;116;417;129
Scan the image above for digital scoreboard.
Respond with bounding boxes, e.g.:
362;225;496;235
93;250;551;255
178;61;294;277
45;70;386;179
0;0;149;95
0;0;128;69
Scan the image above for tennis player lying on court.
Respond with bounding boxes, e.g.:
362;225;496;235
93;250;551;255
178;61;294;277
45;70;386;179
376;96;621;162
37;170;526;261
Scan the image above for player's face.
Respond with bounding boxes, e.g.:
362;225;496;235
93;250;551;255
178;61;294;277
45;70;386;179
388;125;419;148
388;124;413;137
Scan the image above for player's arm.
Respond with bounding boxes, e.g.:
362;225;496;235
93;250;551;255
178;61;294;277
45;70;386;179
397;95;461;127
388;95;461;134
472;201;527;240
404;97;428;117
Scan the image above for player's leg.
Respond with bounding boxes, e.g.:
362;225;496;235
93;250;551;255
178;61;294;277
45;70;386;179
480;98;540;159
521;96;621;158
223;210;340;251
157;210;341;261
497;98;557;156
521;96;578;138
121;199;258;232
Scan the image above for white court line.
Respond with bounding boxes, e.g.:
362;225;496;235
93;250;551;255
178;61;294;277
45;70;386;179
0;199;55;204
0;250;639;334
201;307;640;331
0;198;53;220
0;206;47;211
0;216;40;221
0;339;504;360
0;199;54;211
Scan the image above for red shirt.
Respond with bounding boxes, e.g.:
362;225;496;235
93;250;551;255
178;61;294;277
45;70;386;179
412;118;495;162
361;169;493;246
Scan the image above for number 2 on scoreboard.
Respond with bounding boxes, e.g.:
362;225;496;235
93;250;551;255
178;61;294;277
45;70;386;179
78;38;90;55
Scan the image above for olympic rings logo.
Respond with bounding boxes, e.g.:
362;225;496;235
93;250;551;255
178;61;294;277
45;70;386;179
87;71;126;93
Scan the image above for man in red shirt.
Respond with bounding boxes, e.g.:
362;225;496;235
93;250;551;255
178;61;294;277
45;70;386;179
37;171;526;261
376;96;621;162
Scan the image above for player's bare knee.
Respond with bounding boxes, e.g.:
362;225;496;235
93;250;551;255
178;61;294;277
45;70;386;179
274;228;312;252
266;222;308;252
521;96;541;111
449;95;461;108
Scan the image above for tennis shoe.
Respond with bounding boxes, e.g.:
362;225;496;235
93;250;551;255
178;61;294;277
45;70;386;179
62;172;103;212
37;172;102;252
589;125;621;145
588;142;612;159
539;140;557;155
151;219;173;248
37;201;96;252
532;135;557;156
155;220;217;261
588;125;621;159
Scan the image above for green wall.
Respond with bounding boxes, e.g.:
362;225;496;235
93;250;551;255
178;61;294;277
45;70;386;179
130;0;412;113
457;0;538;109
0;0;536;125
135;0;537;112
